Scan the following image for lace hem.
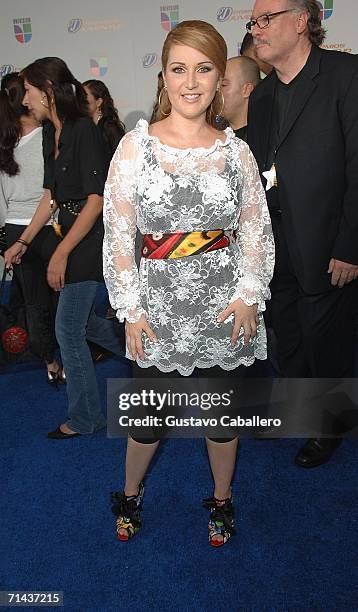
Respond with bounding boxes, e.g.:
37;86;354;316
132;352;267;377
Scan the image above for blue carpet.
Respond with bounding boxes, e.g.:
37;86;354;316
0;354;357;611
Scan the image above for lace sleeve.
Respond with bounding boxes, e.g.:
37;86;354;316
103;132;146;323
231;141;275;311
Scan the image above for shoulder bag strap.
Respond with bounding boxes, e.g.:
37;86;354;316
0;266;8;304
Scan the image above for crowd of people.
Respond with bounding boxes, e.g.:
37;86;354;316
0;0;357;547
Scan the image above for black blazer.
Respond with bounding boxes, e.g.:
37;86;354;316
247;45;358;293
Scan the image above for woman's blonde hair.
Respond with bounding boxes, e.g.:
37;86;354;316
159;20;227;126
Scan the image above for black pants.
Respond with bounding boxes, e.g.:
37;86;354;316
266;216;358;436
131;362;238;443
269;216;357;378
5;224;60;363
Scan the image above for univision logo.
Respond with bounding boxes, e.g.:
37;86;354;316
13;18;32;43
90;58;108;78
217;7;233;22
160;5;179;32
318;0;333;20
0;64;15;79
68;19;83;33
143;54;158;68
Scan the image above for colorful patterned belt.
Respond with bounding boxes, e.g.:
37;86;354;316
141;229;236;259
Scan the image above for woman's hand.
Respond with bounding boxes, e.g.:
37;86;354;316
125;316;158;360
47;248;68;291
217;299;258;345
4;242;27;268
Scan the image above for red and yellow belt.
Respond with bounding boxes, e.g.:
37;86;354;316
141;229;236;260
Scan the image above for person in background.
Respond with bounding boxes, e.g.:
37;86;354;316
82;80;125;174
104;20;274;546
149;71;165;124
4;57;124;439
0;72;62;385
247;0;358;466
83;80;127;324
221;56;260;141
240;32;272;76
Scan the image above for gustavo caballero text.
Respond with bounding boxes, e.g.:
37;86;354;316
118;415;281;428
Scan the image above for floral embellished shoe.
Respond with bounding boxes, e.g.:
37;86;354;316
202;494;236;547
110;483;144;541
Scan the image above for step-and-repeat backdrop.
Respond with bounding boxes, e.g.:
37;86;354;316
0;0;356;129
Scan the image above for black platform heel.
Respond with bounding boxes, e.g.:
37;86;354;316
110;483;145;541
202;494;236;547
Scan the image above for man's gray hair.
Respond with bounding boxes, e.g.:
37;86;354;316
289;0;326;46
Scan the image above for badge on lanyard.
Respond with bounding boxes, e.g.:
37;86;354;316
50;198;63;238
262;164;278;191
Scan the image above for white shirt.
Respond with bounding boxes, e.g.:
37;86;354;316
0;127;48;226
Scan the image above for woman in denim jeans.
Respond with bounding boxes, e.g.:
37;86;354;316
5;57;124;438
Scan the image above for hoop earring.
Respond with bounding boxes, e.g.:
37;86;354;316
158;87;171;117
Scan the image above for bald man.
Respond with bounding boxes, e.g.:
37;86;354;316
221;56;260;141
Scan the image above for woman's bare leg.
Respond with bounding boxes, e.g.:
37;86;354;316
124;436;160;496
117;436;159;537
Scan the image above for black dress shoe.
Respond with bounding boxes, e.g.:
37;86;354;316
47;426;81;439
294;437;342;468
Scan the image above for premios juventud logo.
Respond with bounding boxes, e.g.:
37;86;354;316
13;18;32;43
68;19;83;33
68;18;122;33
318;0;334;20
217;6;251;23
142;54;158;68
217;7;233;22
0;64;16;79
160;5;179;32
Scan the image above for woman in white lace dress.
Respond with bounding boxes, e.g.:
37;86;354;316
103;20;275;546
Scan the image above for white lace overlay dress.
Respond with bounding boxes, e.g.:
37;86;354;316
103;119;275;376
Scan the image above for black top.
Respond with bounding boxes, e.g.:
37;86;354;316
270;70;304;158
43;117;105;201
233;126;247;142
42;117;106;283
266;66;307;211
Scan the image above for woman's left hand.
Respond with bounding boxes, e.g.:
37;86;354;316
3;242;28;268
217;299;258;346
47;249;68;291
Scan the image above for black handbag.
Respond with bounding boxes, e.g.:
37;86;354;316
0;267;30;363
0;265;55;364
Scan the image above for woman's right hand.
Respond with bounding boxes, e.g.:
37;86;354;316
125;316;158;360
4;242;28;268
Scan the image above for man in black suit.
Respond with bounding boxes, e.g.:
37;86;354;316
246;0;358;466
